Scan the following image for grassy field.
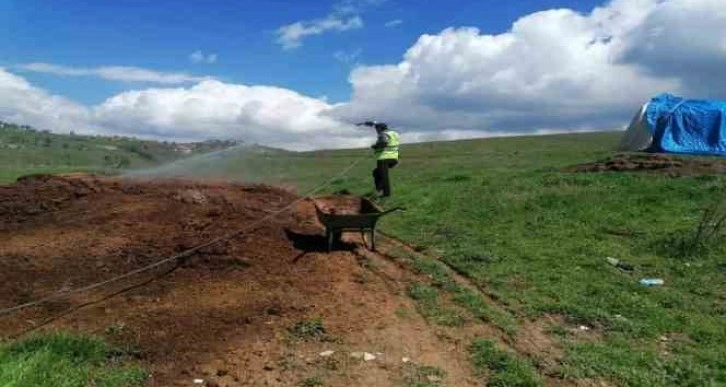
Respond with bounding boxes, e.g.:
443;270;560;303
242;131;723;386
2;130;725;386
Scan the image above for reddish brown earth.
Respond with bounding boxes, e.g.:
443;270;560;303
0;174;482;386
570;153;726;176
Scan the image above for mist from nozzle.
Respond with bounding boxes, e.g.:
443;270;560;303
123;143;296;185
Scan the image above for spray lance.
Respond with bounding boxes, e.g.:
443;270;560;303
356;121;390;151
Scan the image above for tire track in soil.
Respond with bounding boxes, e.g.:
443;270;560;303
370;232;580;386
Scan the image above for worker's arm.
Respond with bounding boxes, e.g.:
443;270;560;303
371;132;389;150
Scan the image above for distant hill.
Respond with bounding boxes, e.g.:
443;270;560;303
0;121;240;183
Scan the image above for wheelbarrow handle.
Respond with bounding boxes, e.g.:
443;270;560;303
380;206;405;215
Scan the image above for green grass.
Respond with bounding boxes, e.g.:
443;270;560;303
406;282;466;327
0;332;147;387
407;252;518;335
470;339;542;387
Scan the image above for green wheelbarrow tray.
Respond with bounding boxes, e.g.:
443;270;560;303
311;195;404;252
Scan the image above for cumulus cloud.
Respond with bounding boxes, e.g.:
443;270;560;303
92;80;362;149
385;19;403;28
20;63;211;84
0;68;97;134
0;67;363;150
4;0;726;150
616;0;726;96
189;50;218;64
330;0;723;136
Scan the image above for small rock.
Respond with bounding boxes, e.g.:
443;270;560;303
660;336;669;342
402;357;411;363
350;352;364;359
363;352;376;361
579;325;590;331
319;350;335;357
193;379;204;385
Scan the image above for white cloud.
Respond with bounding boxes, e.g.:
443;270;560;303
0;68;98;134
615;0;726;96
0;67;364;150
385;19;403;27
4;0;726;150
330;0;726;135
275;0;386;49
334;49;362;65
277;16;363;50
92;80;361;149
189;50;218;64
334;0;387;15
20;63;211;84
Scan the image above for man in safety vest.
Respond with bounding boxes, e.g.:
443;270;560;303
357;121;400;198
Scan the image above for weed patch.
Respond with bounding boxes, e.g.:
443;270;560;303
299;375;325;386
287;318;328;341
407;283;465;327
0;332;147;387
469;339;542;387
402;363;447;387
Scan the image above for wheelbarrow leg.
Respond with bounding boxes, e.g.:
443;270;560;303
326;229;333;253
371;227;376;252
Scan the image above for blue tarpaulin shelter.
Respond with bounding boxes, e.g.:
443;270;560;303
618;93;726;156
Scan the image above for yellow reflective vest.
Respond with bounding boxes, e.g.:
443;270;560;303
376;130;400;160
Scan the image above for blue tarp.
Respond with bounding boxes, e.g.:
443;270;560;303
645;93;726;156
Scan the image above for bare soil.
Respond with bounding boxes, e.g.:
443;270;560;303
0;174;484;386
569;153;726;176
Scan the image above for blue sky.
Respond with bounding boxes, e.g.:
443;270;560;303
0;0;723;150
2;0;602;104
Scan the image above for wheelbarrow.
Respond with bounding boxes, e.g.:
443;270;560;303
311;195;403;252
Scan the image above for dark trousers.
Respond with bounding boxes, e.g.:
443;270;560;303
373;159;398;197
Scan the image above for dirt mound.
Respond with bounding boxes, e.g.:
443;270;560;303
0;175;480;386
569;153;726;176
